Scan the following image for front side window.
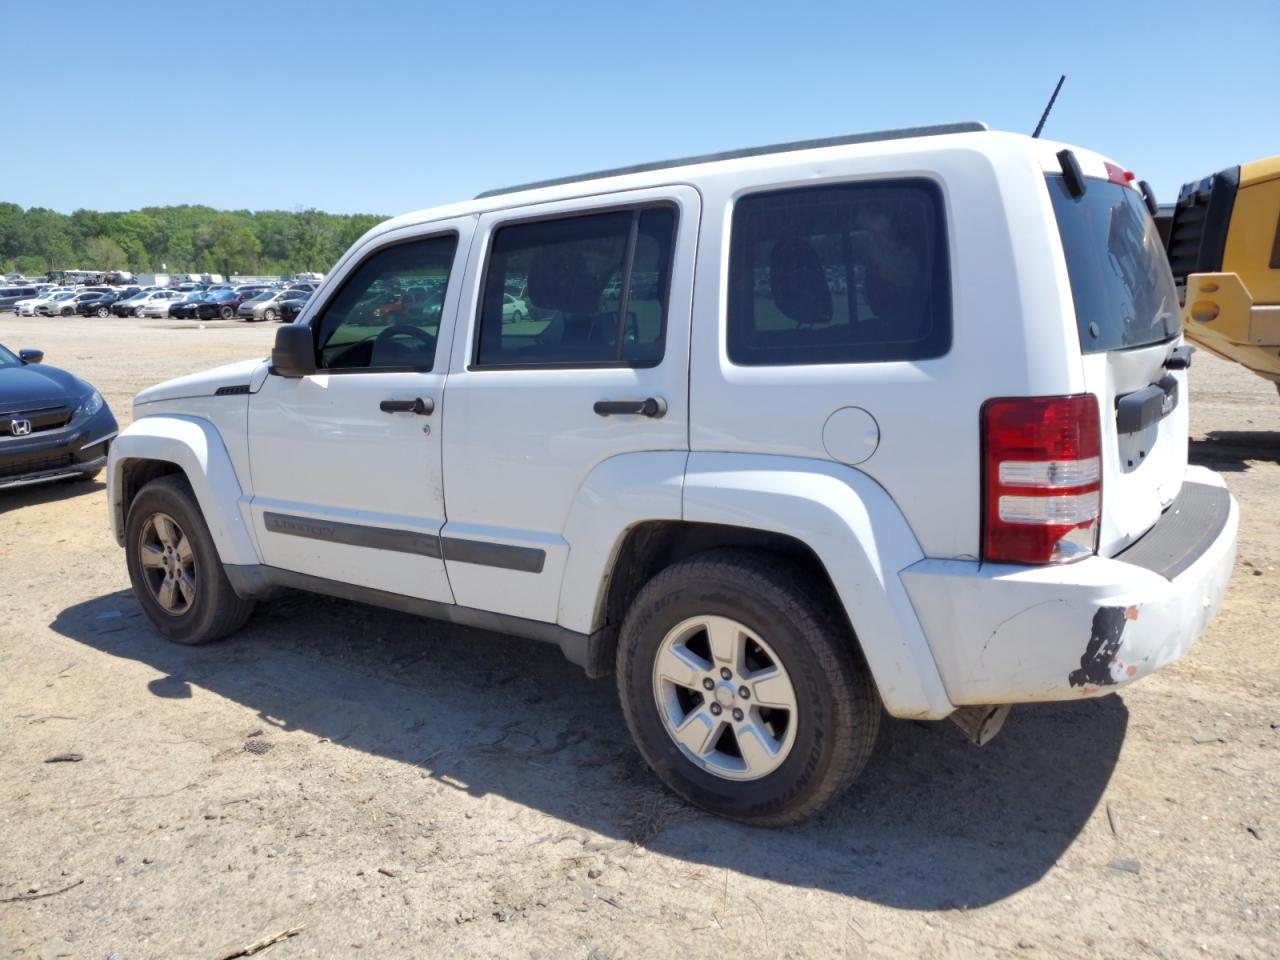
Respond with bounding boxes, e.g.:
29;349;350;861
475;205;676;368
314;234;457;371
727;180;950;366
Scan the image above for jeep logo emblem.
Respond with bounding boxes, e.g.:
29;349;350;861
10;419;32;436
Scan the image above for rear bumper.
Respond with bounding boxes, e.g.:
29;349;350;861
0;405;118;491
902;466;1237;706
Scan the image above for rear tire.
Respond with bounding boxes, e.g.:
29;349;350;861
96;306;109;318
219;306;234;320
616;548;880;826
125;475;255;645
263;308;276;322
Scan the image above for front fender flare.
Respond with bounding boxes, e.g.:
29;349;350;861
682;452;953;720
107;415;260;566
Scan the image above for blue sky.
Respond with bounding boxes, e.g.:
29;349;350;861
3;0;1276;216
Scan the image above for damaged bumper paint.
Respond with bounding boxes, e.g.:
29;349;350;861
900;467;1238;707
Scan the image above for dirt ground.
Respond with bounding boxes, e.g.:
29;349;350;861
1;315;1276;960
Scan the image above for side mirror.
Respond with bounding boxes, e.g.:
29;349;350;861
271;324;316;378
19;348;44;364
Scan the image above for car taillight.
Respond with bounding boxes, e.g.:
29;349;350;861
1104;162;1135;186
982;394;1101;565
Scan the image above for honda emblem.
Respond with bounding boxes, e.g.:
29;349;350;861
10;419;32;436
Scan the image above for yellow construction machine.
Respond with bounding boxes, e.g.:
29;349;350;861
1157;156;1280;394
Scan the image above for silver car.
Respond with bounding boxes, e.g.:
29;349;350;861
238;289;309;322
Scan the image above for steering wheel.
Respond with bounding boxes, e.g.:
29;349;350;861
375;323;433;346
371;323;435;363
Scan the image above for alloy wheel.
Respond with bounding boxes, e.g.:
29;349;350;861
137;512;197;616
652;615;798;781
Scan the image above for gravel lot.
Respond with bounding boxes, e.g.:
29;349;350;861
1;315;1277;959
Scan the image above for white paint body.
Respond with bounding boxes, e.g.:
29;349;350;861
107;127;1238;720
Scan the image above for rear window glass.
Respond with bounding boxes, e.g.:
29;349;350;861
727;180;951;366
1047;175;1180;354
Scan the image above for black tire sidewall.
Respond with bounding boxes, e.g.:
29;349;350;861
618;557;868;823
124;477;235;645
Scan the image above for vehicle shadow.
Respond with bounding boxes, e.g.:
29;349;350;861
50;587;1126;910
0;477;104;514
1189;430;1280;472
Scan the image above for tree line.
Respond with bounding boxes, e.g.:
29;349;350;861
0;203;387;278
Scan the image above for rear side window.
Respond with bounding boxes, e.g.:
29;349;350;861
727;180;950;366
475;205;676;368
1047;175;1180;353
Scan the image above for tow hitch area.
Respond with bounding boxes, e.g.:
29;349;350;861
949;704;1013;746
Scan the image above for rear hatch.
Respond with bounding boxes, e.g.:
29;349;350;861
1046;167;1187;556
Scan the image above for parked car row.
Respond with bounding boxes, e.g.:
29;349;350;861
9;280;315;322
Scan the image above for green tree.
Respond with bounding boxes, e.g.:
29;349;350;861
0;202;385;275
83;235;129;270
208;215;262;278
290;208;328;272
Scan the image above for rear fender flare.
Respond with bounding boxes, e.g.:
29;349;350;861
557;451;688;633
681;452;954;720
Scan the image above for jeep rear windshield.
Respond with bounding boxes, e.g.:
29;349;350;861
1047;175;1180;354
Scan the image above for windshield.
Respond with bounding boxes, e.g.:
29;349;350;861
248;292;272;302
0;344;20;368
185;292;208;302
1047;175;1180;354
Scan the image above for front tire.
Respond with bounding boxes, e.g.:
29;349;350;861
125;475;255;645
616;549;880;826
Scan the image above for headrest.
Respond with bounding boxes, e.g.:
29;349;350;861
769;238;832;327
526;246;606;315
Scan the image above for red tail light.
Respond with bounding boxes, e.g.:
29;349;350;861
982;394;1101;565
1105;162;1135;186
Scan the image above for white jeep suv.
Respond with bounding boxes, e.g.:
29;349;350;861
107;123;1238;825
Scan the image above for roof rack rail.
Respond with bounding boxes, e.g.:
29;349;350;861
476;121;989;199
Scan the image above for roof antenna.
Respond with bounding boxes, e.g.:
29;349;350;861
1031;74;1066;138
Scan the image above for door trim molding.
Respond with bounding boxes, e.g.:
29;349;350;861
264;511;440;556
262;511;545;572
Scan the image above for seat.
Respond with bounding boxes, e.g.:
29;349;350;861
769;237;832;328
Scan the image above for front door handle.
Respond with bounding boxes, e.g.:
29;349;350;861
593;397;667;418
380;397;434;415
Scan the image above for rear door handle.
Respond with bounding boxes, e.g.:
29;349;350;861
379;397;433;415
593;397;667;418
